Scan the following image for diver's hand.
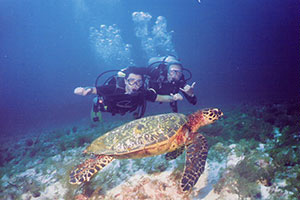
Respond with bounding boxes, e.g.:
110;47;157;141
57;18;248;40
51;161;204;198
170;93;183;101
74;87;94;96
180;82;196;97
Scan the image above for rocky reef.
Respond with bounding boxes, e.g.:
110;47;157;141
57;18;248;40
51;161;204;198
0;100;299;199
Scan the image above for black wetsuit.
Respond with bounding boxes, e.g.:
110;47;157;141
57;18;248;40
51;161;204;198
95;78;157;118
145;66;197;112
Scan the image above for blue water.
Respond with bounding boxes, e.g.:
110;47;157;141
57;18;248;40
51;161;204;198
0;0;299;136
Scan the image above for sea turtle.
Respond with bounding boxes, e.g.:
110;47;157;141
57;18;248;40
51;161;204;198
69;108;223;192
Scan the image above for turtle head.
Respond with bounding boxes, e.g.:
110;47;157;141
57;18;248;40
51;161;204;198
187;108;223;132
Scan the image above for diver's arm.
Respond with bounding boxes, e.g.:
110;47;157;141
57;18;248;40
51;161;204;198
179;82;197;105
180;82;196;97
74;87;97;96
155;93;183;103
147;88;183;103
182;92;197;105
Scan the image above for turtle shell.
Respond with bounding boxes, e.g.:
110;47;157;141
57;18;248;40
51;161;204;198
85;113;187;155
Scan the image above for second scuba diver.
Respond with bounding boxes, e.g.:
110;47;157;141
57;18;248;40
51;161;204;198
74;66;183;121
145;55;197;112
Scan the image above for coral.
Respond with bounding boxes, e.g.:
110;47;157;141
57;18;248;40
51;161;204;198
76;135;93;147
59;143;67;152
25;139;34;147
208;142;230;162
75;194;89;200
0;153;4;167
233;139;258;156
29;149;38;158
215;157;262;199
4;152;15;163
72;126;78;133
212;138;282;200
66;129;71;135
264;124;300;198
285;167;300;199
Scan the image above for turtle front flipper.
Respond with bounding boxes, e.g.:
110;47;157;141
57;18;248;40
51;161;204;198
181;133;208;192
69;155;114;184
165;146;185;160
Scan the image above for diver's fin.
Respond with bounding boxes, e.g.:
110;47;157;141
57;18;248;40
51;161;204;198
165;146;185;160
181;133;208;192
69;155;114;184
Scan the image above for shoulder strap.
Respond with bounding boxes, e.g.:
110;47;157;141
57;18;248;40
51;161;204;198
115;77;125;90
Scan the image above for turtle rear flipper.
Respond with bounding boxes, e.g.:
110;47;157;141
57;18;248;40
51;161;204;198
181;134;208;192
165;146;185;160
69;155;114;184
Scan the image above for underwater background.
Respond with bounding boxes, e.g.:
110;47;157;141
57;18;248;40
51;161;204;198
0;0;299;199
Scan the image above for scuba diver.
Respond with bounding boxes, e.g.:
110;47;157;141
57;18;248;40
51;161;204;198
74;66;183;121
145;55;197;112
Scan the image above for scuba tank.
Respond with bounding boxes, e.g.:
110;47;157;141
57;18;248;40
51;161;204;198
147;55;193;93
147;55;192;86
